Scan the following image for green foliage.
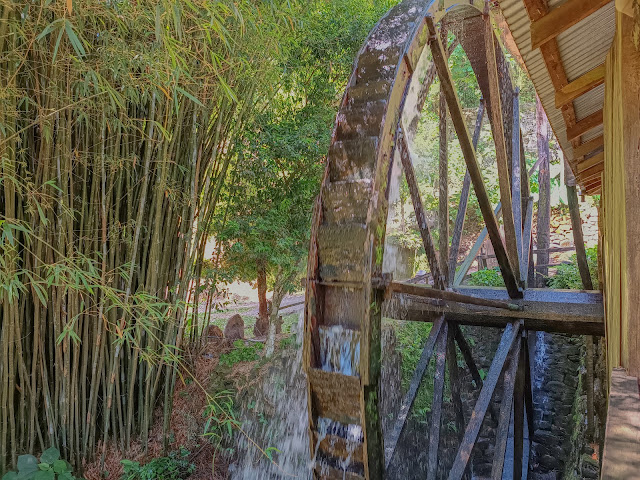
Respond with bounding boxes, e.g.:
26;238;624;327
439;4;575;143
203;390;239;449
547;247;599;290
395;322;434;420
218;340;264;367
120;449;194;480
1;448;82;480
467;267;505;287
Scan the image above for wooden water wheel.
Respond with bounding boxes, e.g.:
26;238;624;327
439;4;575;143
303;1;604;478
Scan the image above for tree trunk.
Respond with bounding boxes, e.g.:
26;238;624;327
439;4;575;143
257;262;268;319
535;97;550;288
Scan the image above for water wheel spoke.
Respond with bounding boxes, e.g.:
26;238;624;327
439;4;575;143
398;130;445;289
513;334;526;480
428;321;449;478
385;315;444;468
490;333;521;479
448;321;522;480
447;325;471;480
511;88;524;266
483;13;521;281
521;196;535;284
449;100;486;283
426;16;521;299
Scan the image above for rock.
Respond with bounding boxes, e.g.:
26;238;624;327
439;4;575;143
224;314;245;341
205;324;224;339
254;315;269;337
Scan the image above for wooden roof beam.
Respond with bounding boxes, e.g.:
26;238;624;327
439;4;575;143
530;0;612;50
578;162;604;183
566;110;604;141
573;135;604;158
555;64;605;108
577;151;604;173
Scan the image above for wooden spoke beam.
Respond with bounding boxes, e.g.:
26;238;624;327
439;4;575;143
447;329;471;480
566;110;603;141
573;135;604;159
383;287;605;336
530;0;611;49
448;322;522;480
491;337;521;480
555;64;606;108
453;203;502;287
428;322;449;479
384;316;444;467
485;15;521;282
512;88;524;264
577;151;604;173
521;197;534;284
398;130;445;289
427;16;522;299
449;101;485;282
513;335;526;480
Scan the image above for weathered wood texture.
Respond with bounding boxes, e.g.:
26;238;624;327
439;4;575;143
555;64;606;108
428;16;521;298
530;0;611;48
383;287;605;336
535;98;551;287
600;368;640;479
602;10;640;378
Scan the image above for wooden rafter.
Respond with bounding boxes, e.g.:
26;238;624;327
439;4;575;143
566;110;604;141
530;0;611;49
555;64;606;108
577;152;604;173
427;16;522;298
578;162;604;182
574;135;604;158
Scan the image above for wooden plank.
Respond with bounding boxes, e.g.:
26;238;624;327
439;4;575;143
449;101;486;282
513;335;526;480
384;316;444;467
427;16;522;299
536;98;551;287
567;185;594;290
448;322;522;480
523;334;534;439
485;15;521;282
385;281;521;311
577;151;604;173
530;0;611;49
512;88;524;269
555;64;606;108
383;287;605;336
398;131;445;289
577;161;604;182
490;337;521;480
427;322;448;479
601;368;640;479
573;135;604;159
308;369;361;425
566;110;604;141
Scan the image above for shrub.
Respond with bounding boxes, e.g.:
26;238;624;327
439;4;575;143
467;266;504;287
120;449;194;480
547;247;598;290
218;340;263;367
1;447;82;480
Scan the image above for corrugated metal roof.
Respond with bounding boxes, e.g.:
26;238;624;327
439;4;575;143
498;0;615;177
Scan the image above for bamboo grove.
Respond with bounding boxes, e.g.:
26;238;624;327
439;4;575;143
0;0;292;472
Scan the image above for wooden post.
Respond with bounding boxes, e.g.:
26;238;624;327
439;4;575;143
427;16;521;298
535;97;551;287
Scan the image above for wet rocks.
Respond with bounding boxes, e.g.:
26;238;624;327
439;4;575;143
224;314;245;341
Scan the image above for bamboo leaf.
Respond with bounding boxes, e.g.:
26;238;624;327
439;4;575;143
176;87;204;107
64;20;86;58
